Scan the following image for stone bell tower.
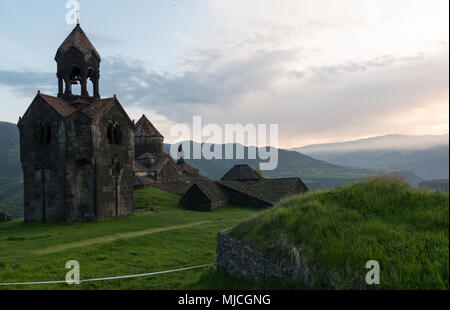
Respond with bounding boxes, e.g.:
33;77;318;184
55;23;101;100
17;24;136;223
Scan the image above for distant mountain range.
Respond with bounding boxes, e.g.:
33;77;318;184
0;121;372;217
164;142;372;181
292;134;449;180
1;120;447;218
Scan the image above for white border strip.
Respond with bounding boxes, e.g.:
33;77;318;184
0;263;213;286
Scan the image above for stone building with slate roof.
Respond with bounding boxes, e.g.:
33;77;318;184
17;24;135;222
221;164;263;181
134;114;164;159
218;178;308;208
133;115;209;193
180;164;309;210
179;182;230;211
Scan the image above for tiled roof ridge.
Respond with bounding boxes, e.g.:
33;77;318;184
56;24;101;60
221;164;263;181
194;181;228;202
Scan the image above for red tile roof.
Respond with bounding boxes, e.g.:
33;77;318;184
18;92;136;132
82;97;115;120
39;93;76;117
37;93;118;121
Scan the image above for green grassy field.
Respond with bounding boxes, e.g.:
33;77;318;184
1;177;448;290
230;175;449;289
0;187;267;290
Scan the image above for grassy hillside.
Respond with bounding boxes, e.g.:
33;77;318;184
0;187;266;290
0;122;23;218
230;176;449;289
1;178;447;290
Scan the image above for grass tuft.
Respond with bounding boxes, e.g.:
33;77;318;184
230;175;449;289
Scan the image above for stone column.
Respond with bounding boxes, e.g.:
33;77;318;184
57;73;64;97
93;75;100;98
81;73;89;97
64;76;72;96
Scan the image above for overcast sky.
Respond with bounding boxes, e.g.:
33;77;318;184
0;0;448;148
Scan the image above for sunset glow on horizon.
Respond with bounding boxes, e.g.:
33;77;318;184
0;0;448;149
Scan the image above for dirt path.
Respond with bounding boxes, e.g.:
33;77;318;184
34;221;211;255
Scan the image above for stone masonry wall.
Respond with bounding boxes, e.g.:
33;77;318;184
20;97;67;223
93;104;135;219
216;229;314;287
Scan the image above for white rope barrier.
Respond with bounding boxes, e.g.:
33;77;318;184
0;263;213;286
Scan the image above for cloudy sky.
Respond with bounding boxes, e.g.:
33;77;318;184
0;0;448;148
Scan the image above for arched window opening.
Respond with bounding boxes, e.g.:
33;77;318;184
35;121;51;145
70;66;82;95
114;123;122;145
107;122;123;146
107;122;114;144
88;68;95;95
44;121;52;144
35;121;44;144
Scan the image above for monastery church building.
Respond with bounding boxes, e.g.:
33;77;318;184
17;24;199;222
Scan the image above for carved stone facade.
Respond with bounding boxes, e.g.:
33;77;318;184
17;25;135;222
134;115;164;159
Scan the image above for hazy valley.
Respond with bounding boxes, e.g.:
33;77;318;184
0;121;448;218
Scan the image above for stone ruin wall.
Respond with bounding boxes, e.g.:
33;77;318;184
216;229;315;287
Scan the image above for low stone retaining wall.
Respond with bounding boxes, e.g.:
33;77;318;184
216;229;314;286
